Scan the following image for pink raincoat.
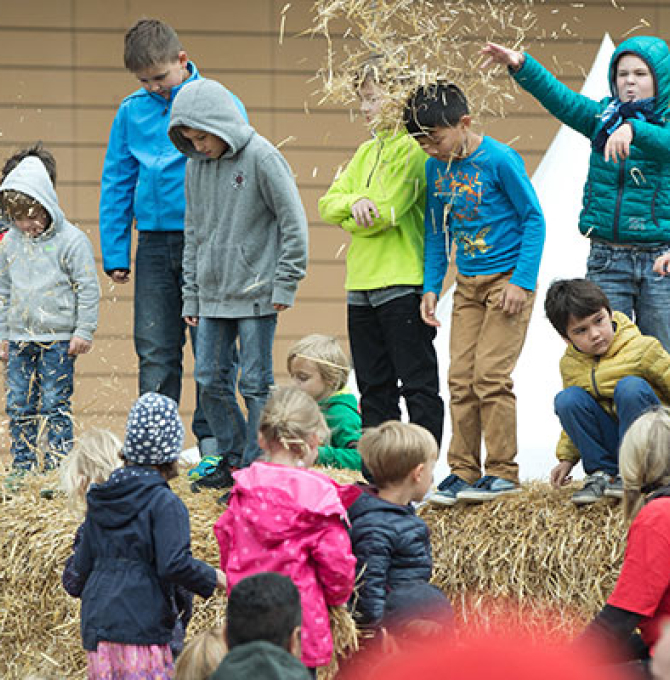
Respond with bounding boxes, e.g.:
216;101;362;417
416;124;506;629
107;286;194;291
213;462;356;667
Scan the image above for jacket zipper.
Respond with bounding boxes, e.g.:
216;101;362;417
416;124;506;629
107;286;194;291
612;162;625;242
590;358;602;399
366;136;384;188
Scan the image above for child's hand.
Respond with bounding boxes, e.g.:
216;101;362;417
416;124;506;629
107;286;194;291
108;269;131;284
351;198;380;228
273;303;289;312
68;336;92;356
498;282;527;315
420;292;441;327
184;316;199;327
653;251;670;276
215;569;227;590
550;461;575;489
481;42;525;71
0;340;7;363
604;123;633;163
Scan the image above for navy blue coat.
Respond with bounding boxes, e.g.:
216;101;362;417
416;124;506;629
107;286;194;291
348;486;447;627
74;467;216;651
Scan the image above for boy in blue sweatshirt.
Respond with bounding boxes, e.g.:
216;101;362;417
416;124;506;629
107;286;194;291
98;19;246;480
404;83;545;504
168;79;308;471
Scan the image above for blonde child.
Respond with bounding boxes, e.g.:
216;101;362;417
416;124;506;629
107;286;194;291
347;422;452;637
287;334;362;470
174;627;227;680
214;386;356;674
581;408;670;661
72;392;225;678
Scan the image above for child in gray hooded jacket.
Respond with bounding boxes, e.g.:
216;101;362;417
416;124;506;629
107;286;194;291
169;79;308;469
0;154;99;473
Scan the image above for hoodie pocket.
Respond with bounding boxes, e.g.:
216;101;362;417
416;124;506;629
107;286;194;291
200;245;271;300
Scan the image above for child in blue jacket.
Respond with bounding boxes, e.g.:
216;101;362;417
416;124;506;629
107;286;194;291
483;36;670;351
73;393;225;678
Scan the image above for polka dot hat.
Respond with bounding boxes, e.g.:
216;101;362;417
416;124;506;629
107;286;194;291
123;392;185;466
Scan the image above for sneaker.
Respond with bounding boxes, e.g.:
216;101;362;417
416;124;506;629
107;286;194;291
190;459;234;492
187;454;224;481
429;474;472;507
457;475;521;503
604;475;624;499
571;471;610;505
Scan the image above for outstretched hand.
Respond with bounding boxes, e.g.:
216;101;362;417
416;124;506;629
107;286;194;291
481;42;525;71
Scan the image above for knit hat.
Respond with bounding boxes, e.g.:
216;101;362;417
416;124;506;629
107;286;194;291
123;392;184;465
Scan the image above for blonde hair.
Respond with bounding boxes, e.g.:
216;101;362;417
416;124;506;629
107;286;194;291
174;627;227;680
259;387;329;461
287;334;350;397
360;421;437;486
619;407;670;521
60;429;122;513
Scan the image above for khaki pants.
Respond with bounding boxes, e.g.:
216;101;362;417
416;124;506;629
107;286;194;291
447;271;535;484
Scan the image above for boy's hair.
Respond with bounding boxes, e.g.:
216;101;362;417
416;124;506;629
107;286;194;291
360;421;437;486
287;334;350;396
226;572;302;651
124;18;182;72
60;429;122;512
544;278;612;337
404;82;469;136
174;627;227;680
620;407;670;521
1;190;51;226
353;54;387;91
259;386;329;459
1;142;57;186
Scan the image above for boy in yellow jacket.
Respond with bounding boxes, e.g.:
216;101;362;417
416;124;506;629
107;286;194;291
545;278;670;505
318;60;444;455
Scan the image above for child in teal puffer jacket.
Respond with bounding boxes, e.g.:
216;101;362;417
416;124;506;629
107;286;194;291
483;36;670;351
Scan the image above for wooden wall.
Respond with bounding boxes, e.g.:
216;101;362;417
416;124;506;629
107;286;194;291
0;0;668;450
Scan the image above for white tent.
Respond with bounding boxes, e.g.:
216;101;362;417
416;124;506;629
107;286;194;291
433;35;615;482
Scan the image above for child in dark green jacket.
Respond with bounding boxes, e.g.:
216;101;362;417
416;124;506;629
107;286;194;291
288;334;362;471
483;36;670;352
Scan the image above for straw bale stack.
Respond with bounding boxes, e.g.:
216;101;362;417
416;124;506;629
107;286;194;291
0;472;626;678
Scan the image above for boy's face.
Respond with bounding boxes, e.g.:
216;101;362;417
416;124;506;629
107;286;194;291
416;118;470;162
289;356;329;402
413;450;438;502
616;54;654;102
358;78;385;126
4;199;50;237
134;51;189;100
564;307;615;356
180;127;229;159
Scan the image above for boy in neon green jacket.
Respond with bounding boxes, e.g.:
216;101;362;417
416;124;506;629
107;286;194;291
318;61;444;457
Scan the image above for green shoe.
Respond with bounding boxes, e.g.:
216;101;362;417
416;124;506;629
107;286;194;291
187;455;223;481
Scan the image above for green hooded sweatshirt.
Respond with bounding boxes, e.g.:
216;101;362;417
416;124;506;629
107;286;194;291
317;389;362;471
514;35;670;245
318;130;427;290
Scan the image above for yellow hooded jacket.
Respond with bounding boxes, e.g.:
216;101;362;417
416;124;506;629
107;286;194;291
556;311;670;463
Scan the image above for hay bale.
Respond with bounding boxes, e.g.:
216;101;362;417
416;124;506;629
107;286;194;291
0;472;625;678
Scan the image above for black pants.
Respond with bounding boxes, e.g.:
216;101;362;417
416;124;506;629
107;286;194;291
348;294;444;446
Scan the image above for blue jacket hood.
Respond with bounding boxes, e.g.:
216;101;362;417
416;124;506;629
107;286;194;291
609;36;670;117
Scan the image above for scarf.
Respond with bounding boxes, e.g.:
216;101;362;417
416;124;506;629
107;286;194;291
592;97;661;154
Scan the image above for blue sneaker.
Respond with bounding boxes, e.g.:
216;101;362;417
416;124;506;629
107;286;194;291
457;475;521;503
429;474;471;507
187;455;223;481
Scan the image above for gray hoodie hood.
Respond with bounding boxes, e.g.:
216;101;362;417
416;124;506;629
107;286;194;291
0;157;99;342
169;79;254;160
0;156;64;235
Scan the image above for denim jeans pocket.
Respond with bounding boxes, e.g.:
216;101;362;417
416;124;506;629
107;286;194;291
586;245;613;274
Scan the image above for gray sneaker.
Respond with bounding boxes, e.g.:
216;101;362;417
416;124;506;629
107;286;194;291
604;475;624;499
571;471;610;505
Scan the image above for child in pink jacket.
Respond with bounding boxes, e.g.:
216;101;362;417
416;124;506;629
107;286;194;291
213;387;356;673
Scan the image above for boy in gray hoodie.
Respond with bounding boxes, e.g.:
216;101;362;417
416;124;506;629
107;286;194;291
169;79;308;470
0;154;99;474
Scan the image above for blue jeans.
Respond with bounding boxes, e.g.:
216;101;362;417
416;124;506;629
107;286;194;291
195;315;276;467
587;241;670;351
6;340;74;470
554;376;660;475
134;232;216;453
